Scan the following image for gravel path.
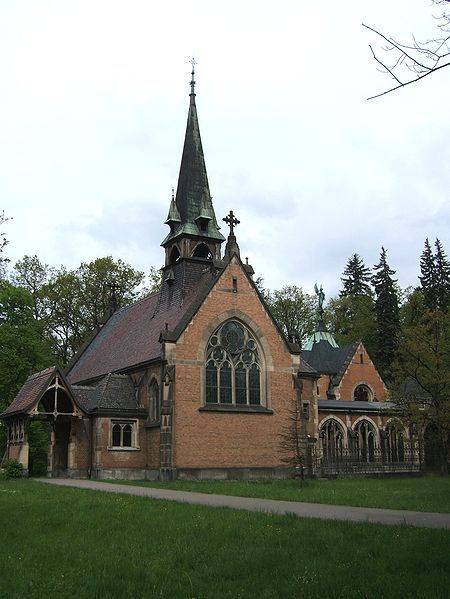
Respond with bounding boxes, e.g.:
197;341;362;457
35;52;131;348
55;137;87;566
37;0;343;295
36;478;450;530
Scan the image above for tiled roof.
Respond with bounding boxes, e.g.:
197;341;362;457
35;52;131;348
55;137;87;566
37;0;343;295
87;374;138;412
1;367;57;417
298;358;319;377
66;259;219;384
301;340;357;383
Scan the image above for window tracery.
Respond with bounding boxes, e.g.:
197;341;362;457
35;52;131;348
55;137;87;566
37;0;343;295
320;419;345;460
205;320;262;406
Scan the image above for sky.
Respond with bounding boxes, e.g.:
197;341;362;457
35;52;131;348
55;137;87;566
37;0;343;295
1;0;449;300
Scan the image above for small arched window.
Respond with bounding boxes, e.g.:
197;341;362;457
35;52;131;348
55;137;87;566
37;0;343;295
170;246;180;265
354;384;372;402
149;380;160;421
193;243;213;260
205;320;262;406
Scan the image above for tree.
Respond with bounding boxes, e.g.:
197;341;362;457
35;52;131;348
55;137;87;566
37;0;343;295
12;255;53;321
326;294;377;356
340;253;372;297
43;257;144;364
364;1;450;99
372;247;401;378
393;309;449;475
140;266;163;297
419;238;437;310
0;281;53;409
419;238;450;312
279;393;306;480
0;211;11;279
265;286;317;345
434;239;450;312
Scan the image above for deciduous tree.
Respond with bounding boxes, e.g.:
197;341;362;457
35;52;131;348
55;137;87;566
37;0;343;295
265;286;317;345
364;1;450;99
393;309;450;475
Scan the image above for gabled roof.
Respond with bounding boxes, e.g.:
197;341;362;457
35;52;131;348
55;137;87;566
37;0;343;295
1;366;82;418
66;259;221;385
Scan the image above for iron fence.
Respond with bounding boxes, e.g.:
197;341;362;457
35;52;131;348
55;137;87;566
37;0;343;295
308;446;424;477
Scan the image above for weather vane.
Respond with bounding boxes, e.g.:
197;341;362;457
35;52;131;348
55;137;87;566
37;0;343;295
189;57;197;95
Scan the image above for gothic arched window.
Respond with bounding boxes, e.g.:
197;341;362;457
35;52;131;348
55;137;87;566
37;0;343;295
385;421;405;462
205;320;262;406
320;419;345;460
354;420;376;462
149;379;160;422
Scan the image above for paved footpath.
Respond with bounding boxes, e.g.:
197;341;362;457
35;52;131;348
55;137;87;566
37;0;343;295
36;478;450;530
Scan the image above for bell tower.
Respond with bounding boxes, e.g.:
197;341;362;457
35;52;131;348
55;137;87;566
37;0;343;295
161;61;225;267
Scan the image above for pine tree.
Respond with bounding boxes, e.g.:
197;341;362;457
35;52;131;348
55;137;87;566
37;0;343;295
419;238;437;309
434;238;450;312
339;254;372;297
372;247;400;378
419;238;450;312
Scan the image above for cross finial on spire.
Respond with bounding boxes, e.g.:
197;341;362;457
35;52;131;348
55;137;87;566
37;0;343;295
189;57;197;97
223;210;240;236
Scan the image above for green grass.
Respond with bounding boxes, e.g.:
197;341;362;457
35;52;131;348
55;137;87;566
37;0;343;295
1;479;450;598
107;475;450;513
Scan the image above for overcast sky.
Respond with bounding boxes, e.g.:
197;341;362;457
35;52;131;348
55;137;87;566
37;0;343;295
1;0;449;299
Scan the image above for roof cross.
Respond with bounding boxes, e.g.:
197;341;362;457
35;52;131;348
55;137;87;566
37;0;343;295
189;57;197;96
223;210;240;236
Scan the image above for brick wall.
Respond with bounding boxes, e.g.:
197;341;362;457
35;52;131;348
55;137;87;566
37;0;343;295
338;342;387;402
168;258;315;470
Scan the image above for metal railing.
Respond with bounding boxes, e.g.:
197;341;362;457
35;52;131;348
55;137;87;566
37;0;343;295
308;446;424;477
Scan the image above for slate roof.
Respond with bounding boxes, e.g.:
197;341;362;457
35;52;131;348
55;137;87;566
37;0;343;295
301;340;358;383
85;373;138;413
298;358;320;378
161;73;225;247
318;400;394;413
66;259;220;385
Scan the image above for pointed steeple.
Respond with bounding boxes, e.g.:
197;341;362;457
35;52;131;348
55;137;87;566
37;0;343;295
161;61;225;265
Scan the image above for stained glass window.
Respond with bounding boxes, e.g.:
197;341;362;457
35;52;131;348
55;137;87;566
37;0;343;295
205;320;262;406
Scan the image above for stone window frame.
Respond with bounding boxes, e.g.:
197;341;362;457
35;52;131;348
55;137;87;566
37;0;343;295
353;383;374;402
109;419;139;451
319;417;346;458
148;377;161;423
202;319;269;412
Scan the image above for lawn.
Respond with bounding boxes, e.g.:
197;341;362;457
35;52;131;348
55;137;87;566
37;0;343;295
108;475;450;513
1;479;449;598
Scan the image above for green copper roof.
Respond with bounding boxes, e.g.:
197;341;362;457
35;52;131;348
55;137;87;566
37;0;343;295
162;72;225;247
303;329;339;351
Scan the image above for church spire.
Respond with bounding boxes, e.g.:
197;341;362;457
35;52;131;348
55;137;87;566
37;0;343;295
161;61;225;265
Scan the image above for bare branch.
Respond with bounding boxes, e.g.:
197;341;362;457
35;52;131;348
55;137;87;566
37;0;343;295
367;59;450;100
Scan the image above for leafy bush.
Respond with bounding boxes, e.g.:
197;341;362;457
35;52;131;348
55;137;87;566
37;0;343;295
2;458;23;479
